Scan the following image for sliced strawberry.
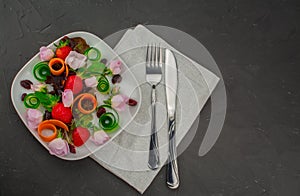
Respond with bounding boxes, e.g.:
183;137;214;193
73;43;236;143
72;127;90;147
56;46;72;60
64;75;83;95
51;103;73;124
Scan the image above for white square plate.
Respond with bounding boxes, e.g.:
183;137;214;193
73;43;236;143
10;31;141;160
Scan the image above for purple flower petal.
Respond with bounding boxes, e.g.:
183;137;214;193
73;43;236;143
48;138;70;156
112;67;121;75
111;94;127;112
26;109;43;130
90;130;109;146
109;60;122;74
39;46;54;61
62;89;73;107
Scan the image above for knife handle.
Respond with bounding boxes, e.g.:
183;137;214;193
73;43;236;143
167;114;179;189
148;86;160;170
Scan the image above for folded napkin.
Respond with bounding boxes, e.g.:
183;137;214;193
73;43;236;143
90;25;219;193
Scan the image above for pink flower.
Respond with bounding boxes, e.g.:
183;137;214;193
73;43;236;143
111;94;129;112
84;76;98;88
48;138;70;156
26;109;43;129
109;60;122;75
65;51;87;69
90;130;109;146
39;46;54;61
62;89;73;107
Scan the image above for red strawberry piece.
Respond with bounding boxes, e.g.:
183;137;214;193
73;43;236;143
72;127;90;147
51;103;73;124
64;75;83;95
55;46;72;60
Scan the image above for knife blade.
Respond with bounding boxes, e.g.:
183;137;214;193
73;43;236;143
165;48;179;189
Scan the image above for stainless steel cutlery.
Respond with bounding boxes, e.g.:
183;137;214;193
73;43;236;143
145;45;179;188
146;44;163;170
164;49;179;189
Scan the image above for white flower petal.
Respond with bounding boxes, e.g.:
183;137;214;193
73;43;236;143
65;51;87;70
84;76;98;88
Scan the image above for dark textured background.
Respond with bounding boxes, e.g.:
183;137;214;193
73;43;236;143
0;0;299;195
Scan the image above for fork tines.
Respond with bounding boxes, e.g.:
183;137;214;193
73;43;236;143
146;44;163;75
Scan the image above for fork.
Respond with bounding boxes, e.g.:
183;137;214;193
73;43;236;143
146;44;163;170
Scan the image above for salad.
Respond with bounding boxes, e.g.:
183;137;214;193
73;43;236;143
19;36;137;157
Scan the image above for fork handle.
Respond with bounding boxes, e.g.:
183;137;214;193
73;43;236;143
167;114;179;189
148;86;160;170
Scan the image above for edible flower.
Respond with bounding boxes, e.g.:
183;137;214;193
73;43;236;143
111;94;128;112
39;46;54;61
31;83;47;93
65;51;87;70
62;89;73;107
90;130;109;146
109;60;122;75
26;109;43;129
84;76;98;88
48;138;70;156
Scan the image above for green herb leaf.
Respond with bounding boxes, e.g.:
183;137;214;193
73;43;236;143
34;91;60;112
57;129;63;138
76;114;93;128
103;99;111;105
87;62;106;73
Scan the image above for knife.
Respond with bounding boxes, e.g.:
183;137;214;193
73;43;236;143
165;48;179;189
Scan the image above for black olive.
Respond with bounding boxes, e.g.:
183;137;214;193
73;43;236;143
68;143;76;153
127;99;137;106
21;93;27;101
96;107;106;118
20;80;33;89
112;74;122;84
44;111;52;120
100;58;107;65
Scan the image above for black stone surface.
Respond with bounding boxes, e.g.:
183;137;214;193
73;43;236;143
1;0;299;195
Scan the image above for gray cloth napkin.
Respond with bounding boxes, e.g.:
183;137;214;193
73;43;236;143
90;25;219;193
